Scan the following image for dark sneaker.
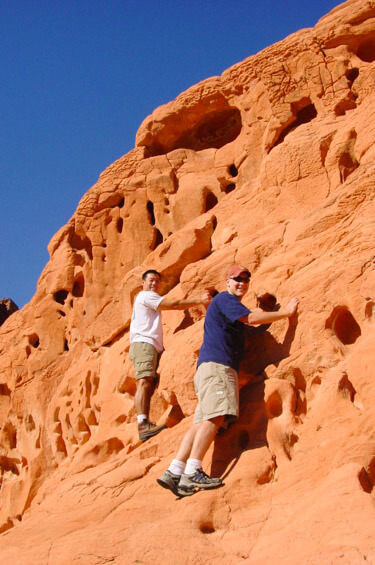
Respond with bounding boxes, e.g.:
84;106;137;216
179;468;223;490
138;421;166;442
157;470;195;497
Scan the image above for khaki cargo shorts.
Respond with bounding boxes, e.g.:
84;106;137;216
129;342;160;380
193;362;239;424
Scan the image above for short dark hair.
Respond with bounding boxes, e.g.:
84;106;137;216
142;269;161;281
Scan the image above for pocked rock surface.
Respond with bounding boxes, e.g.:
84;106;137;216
0;1;374;563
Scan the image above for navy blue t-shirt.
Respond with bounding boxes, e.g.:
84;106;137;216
197;291;251;372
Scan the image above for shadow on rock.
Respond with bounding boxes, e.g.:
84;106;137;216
211;315;298;478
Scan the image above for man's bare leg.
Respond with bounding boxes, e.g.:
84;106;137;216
189;415;224;461
134;377;165;442
174;423;201;463
134;376;155;418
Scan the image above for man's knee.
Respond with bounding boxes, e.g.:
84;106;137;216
208;415;225;427
137;376;155;392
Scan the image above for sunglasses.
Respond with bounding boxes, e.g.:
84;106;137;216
230;276;250;283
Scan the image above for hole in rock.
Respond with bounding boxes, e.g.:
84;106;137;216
200;523;215;534
229;164;238;177
58;310;66;317
117;218;124;234
358;468;373;493
28;334;40;348
295;391;307;418
170;107;242;153
326;306;361;345
87;411;98;426
56;436;67;455
64;339;69;352
289;432;299;448
293;368;306;392
212;216;217;231
338;151;359;183
204;190;218;212
92;438;125;455
266;391;283;418
151;228;163;250
69;232;93;260
338;373;356;402
3;423;17;449
346;67;359;85
147;201;156;226
54;290;69;305
365;301;374;318
0;456;19;475
0;383;11;396
93;375;100;394
334;98;357;116
273;100;317;149
225;183;236;194
78;414;90;434
72;274;85;298
357;40;375;62
118;197;125;208
25;414;36;431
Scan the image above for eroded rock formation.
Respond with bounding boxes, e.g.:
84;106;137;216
0;1;374;562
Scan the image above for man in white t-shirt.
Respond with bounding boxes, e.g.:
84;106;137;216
130;269;211;442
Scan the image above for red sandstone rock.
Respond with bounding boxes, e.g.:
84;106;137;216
1;1;375;562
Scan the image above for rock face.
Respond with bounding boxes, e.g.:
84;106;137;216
0;1;375;562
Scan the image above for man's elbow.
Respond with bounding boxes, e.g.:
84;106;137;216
247;313;265;326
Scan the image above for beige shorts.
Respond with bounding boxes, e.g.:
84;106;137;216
193;362;239;424
129;342;160;380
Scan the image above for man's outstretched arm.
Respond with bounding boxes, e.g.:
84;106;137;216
158;292;212;311
239;297;299;326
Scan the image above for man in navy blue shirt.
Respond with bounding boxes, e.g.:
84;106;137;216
157;265;299;496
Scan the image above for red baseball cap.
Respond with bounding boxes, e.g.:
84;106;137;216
227;265;251;278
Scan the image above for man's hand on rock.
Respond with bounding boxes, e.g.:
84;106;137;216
285;297;299;316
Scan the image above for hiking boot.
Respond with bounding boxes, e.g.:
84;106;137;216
157;470;195;497
179;468;223;490
138;421;166;442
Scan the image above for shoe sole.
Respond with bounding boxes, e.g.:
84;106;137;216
139;425;167;442
179;481;223;491
156;478;196;497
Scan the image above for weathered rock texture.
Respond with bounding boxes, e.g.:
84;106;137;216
1;1;375;563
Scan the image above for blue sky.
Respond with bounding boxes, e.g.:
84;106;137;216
1;0;341;308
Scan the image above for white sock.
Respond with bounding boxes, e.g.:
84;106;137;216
137;414;148;424
168;459;185;476
184;458;202;475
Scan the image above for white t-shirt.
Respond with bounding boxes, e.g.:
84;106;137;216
130;290;165;353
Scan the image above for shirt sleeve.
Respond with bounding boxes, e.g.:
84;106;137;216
221;294;250;322
141;291;164;311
